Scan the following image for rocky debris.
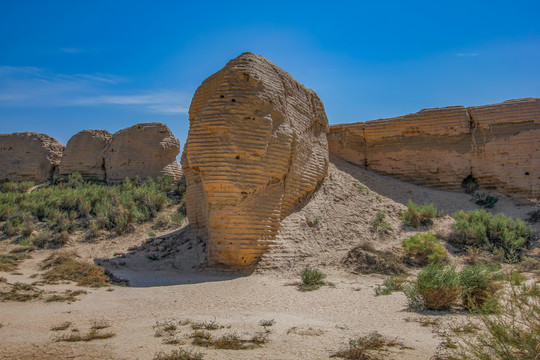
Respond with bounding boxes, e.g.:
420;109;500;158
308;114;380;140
58;130;112;181
469;98;540;200
0;132;64;183
182;52;329;268
104;122;182;184
328;98;539;200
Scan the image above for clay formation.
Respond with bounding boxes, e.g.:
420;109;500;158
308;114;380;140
58;130;112;181
104;123;182;184
0;132;64;183
182;52;329;267
328;98;539;200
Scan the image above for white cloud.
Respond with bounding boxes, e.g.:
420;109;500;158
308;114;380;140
0;66;187;114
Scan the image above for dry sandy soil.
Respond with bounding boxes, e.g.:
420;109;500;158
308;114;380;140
1;157;538;360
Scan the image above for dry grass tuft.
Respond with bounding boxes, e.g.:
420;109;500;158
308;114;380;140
331;331;407;359
0;253;31;272
343;243;407;275
55;328;115;342
41;252;109;287
153;349;205;360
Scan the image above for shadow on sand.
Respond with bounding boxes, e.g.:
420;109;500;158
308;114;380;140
96;225;251;288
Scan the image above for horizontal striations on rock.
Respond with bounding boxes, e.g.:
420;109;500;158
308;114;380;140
0;132;64;183
58;130;112;181
327;123;366;166
182;52;329;268
364;106;472;189
104;123;182;184
469;98;540;199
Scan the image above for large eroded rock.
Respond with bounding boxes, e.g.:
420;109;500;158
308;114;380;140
58;130;112;181
104;123;182;184
182;52;329;267
0;133;64;183
470;98;540;200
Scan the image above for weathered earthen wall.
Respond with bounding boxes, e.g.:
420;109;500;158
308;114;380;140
328;98;539;200
58;130;112;181
470;98;540;199
104;122;182;184
0;133;64;183
182;52;329;268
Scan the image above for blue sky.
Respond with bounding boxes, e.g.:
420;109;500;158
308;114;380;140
1;1;539;148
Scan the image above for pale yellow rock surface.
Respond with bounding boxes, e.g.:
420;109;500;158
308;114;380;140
104;122;182;184
58;130;112;181
0;132;64;183
328;98;540;200
182;52;329;268
469;98;540;200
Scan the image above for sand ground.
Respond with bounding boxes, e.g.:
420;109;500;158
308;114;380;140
1;158;538;359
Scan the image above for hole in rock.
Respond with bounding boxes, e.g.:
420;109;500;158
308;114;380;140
525;172;530;175
231;99;236;102
220;95;224;98
235;155;240;160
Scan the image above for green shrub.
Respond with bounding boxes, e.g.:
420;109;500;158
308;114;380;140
371;210;391;233
473;193;499;208
449;282;540;360
407;264;461;310
451;209;534;262
402;200;440;227
402;232;447;266
459;264;502;312
299;267;327;291
375;275;405;296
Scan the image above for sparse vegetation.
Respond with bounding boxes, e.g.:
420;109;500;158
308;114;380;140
472;193;498;208
402;232;447;266
153;349;204;360
331;331;405;359
0;281;42;302
375;275;406;296
448;282;540;360
259;319;275;327
343;243;407;275
55;328;116;342
405;264;461;310
41;252;109;287
355;182;369;194
0;174;185;244
45;289;87;303
298;267;327;291
371;210;391;233
0;252;31;272
191;320;224;331
402;200;441;228
451;209;534;262
459;264;502;312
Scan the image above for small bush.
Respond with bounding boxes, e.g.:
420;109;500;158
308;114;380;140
331;331;404;359
153;212;171;229
298;267;327;291
0;282;42;302
153;349;204;360
473;193;498;208
449;282;540;360
402;232;447;266
41;253;109;287
371;210;391;233
402;200;440;227
519;256;540;273
451;209;534;262
375;275;406;296
55;328;115;342
0;253;31;272
459;264;502;312
411;264;461;310
259;319;275;327
343;243;408;275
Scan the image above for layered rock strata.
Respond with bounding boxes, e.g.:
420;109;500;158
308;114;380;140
182;52;329;267
328;98;540;200
0;133;64;183
104;123;182;184
469;98;539;199
58;130;112;181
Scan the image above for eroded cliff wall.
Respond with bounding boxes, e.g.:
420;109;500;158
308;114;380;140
328;98;539;200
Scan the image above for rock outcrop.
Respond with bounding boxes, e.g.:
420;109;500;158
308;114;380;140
182;52;329;268
328;98;540;200
470;98;540;199
0;133;64;183
58;130;112;181
104;123;182;184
